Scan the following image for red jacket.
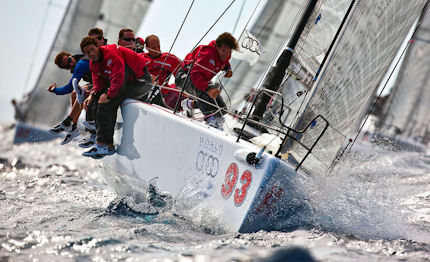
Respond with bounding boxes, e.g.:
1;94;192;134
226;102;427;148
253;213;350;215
90;44;148;98
142;52;182;94
182;41;231;92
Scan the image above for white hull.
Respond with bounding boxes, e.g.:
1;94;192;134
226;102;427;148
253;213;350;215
103;99;309;232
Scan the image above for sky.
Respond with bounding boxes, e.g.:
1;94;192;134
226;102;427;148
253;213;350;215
0;0;68;123
0;0;264;124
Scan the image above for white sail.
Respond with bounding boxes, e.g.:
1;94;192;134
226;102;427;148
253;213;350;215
23;0;103;127
382;6;430;143
404;78;430;142
283;0;427;174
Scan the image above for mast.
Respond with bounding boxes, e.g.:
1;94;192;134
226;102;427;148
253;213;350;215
250;0;318;123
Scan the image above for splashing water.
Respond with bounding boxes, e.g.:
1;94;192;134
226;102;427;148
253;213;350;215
1;124;430;261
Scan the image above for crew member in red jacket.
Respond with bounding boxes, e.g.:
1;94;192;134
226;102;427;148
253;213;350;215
176;32;238;129
143;35;182;109
79;36;154;158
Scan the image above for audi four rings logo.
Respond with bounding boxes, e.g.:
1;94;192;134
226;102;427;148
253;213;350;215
196;151;219;177
241;36;262;54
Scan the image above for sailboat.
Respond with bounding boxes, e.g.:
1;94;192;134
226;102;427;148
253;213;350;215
14;0;151;144
372;3;430;152
100;0;427;232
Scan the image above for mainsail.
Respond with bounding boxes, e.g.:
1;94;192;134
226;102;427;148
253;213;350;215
381;4;430;143
22;0;151;128
283;0;427;174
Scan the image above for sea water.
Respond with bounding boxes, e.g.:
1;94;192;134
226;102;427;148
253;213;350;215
1;124;429;261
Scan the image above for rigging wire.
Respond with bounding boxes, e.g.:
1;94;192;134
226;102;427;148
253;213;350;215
239;0;262;35
221;0;262;109
174;0;249;116
252;1;310;150
171;0;244;114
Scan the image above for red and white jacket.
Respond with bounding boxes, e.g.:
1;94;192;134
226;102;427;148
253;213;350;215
182;40;231;92
90;44;149;98
142;52;182;94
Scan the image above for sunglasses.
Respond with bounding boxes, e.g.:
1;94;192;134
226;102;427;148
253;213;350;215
63;56;73;68
95;36;103;40
121;37;136;42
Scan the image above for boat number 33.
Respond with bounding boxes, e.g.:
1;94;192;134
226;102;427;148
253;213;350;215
221;163;252;206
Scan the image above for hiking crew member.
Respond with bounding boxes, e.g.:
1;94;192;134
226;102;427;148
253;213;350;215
48;51;92;144
78;27;109;148
143;35;182;109
49;52;92;95
176;32;238;129
80;36;154;158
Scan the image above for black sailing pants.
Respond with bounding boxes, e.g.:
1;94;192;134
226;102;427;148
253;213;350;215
96;67;160;145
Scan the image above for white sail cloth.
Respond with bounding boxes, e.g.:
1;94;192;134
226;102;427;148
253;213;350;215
284;0;428;174
382;5;430;142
